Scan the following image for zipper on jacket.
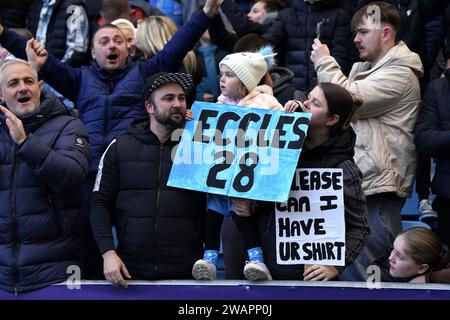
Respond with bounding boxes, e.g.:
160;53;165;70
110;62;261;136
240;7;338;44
103;104;108;151
103;78;115;152
108;78;115;92
153;144;164;272
11;145;20;294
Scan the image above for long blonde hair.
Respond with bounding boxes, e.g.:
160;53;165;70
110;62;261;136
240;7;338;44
136;15;197;75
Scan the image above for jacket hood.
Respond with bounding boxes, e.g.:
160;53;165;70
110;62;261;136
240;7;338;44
374;41;424;78
127;116;156;144
300;126;356;168
126;116;180;146
271;66;295;96
1;91;69;132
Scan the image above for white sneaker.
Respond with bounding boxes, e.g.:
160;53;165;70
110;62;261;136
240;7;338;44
418;199;438;228
243;261;272;281
192;259;217;280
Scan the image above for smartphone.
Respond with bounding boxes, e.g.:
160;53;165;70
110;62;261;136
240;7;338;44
316;20;323;41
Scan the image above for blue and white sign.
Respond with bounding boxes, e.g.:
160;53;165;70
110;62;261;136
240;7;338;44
168;101;311;202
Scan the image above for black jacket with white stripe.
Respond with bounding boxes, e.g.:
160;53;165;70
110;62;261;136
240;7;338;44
90;117;206;280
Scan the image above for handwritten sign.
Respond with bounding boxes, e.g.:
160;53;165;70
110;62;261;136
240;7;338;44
167;101;311;202
275;168;345;266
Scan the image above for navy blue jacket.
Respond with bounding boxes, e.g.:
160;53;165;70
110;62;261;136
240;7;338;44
0;11;209;173
263;0;352;92
415;70;450;199
0;93;90;293
444;4;450;60
90;117;206;280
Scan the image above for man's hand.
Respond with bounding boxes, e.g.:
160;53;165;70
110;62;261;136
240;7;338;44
231;198;252;217
0;106;27;145
203;0;223;17
102;250;132;288
0;21;3;35
310;39;330;65
26;38;48;72
303;264;339;281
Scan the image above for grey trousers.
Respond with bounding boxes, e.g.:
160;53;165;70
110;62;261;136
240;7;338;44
340;193;405;282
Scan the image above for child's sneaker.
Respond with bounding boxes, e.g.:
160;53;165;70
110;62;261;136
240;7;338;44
192;259;217;280
418;199;438;228
243;261;272;281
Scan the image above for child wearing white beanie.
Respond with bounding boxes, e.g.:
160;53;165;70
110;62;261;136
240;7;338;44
216;50;283;109
192;49;299;282
220;52;269;93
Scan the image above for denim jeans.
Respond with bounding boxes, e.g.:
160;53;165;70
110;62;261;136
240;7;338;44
340;193;405;282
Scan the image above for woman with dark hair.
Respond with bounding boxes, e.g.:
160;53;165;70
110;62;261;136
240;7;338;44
257;82;370;280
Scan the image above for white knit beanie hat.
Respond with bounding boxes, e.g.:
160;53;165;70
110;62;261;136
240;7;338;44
111;18;137;36
219;52;268;92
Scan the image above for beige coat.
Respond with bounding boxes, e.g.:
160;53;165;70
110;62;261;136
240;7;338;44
314;41;423;197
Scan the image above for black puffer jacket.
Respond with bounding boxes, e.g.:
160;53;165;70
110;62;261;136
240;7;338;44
0;0;28;28
263;0;352;92
0;92;90;293
90;117;206;280
271;66;307;105
415;69;450;199
257;128;369;280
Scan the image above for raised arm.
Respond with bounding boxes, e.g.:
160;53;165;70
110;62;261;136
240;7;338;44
26;38;48;72
0;26;81;102
141;0;222;78
312;39;424;119
220;0;265;37
209;13;239;53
